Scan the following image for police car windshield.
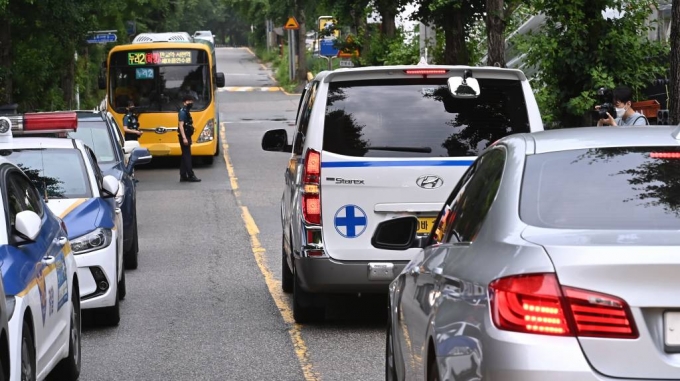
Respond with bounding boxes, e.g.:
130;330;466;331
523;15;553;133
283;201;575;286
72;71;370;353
68;121;116;163
1;149;92;199
521;147;680;229
323;78;530;158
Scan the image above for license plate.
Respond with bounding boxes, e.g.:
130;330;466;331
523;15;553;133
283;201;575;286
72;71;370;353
417;217;436;235
664;312;680;346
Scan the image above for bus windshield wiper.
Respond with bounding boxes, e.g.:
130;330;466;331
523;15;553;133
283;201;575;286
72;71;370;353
366;146;432;153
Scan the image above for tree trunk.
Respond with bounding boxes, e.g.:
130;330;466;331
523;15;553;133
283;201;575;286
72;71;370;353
61;52;75;109
297;16;307;82
670;0;680;124
443;9;468;65
486;0;506;67
0;14;12;105
380;9;396;38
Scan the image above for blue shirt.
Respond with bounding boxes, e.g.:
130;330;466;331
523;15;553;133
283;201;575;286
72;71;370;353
178;108;190;123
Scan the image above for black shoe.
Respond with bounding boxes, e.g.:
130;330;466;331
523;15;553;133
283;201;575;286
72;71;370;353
188;176;201;182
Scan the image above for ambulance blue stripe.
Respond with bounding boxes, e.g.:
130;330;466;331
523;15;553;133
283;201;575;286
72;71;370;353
321;160;474;168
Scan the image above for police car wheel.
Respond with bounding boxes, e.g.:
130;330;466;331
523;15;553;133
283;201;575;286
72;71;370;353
97;287;121;327
118;270;127;301
292;269;324;324
20;320;36;381
281;236;293;293
48;285;81;380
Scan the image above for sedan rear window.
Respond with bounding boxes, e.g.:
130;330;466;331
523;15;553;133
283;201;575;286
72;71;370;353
521;147;680;229
323;78;530;158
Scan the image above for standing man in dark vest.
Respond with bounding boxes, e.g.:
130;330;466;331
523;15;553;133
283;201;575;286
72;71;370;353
123;101;143;140
178;95;201;182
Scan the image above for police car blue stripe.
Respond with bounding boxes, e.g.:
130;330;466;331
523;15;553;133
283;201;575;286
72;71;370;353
321;160;475;168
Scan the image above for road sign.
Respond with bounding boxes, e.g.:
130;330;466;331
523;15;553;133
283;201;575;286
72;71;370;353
338;35;359;58
86;33;117;44
318;16;339;38
284;16;300;30
320;39;339;57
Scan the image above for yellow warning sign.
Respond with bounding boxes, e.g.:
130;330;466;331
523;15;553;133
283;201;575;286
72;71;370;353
284;16;300;30
338;35;360;58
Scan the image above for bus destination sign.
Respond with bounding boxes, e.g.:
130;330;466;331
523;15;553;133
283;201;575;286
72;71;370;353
127;50;193;65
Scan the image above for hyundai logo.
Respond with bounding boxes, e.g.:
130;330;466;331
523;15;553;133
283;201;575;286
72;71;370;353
155;127;168;134
416;175;444;189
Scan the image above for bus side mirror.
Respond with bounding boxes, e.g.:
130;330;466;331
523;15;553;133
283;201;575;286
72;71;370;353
216;72;225;88
98;76;106;90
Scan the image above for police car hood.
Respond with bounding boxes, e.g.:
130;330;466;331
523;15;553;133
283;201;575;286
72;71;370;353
46;198;115;239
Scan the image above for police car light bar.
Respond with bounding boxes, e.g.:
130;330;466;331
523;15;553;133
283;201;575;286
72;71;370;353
404;69;449;75
6;112;78;135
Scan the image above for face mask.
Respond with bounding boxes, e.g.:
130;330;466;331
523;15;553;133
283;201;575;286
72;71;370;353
616;106;626;118
185;103;193;110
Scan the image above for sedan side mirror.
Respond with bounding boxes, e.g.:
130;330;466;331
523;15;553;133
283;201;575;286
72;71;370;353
216;72;226;88
126;147;152;174
371;216;425;251
101;175;120;198
262;129;292;152
14;210;42;242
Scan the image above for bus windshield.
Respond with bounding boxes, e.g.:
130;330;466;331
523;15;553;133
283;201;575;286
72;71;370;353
108;49;211;113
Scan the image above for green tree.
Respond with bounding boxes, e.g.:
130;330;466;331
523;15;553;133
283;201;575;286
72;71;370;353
518;0;668;127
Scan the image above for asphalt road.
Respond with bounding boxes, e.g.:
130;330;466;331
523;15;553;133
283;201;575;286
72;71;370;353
78;47;385;381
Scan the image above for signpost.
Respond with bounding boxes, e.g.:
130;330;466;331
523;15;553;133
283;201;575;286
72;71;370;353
317;16;339;71
86;30;118;44
283;17;300;82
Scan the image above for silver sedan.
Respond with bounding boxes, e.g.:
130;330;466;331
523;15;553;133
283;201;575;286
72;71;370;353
375;126;680;381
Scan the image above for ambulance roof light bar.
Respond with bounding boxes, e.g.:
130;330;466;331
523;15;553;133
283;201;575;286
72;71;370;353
2;112;78;136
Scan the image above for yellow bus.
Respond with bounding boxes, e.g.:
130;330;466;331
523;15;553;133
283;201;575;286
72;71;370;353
101;32;225;164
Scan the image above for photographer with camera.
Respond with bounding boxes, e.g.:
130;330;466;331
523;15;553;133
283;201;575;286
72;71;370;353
595;86;648;127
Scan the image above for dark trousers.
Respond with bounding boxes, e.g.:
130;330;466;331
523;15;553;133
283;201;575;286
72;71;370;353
179;137;194;178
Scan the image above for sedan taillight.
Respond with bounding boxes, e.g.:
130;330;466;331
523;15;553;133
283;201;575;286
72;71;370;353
490;273;637;339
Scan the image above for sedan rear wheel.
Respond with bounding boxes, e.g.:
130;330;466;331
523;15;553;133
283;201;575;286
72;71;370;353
385;319;398;381
428;358;440;381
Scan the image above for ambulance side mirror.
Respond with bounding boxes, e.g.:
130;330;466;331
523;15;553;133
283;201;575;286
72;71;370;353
262;129;292;152
371;216;425;250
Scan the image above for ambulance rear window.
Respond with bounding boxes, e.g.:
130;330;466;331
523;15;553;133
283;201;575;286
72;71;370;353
323;78;529;158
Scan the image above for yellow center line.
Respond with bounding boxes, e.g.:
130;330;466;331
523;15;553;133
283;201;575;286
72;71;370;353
220;123;321;381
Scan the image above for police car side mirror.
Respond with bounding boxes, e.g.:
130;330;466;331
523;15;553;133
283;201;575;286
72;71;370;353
371;216;423;251
262;129;292;152
14;210;42;243
216;72;226;88
129;148;152;167
101;175;120;198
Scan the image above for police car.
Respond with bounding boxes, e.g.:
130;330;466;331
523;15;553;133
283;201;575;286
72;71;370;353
0;117;80;380
0;112;125;327
261;65;545;322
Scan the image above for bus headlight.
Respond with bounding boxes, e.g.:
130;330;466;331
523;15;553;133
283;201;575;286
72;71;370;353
197;119;215;143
